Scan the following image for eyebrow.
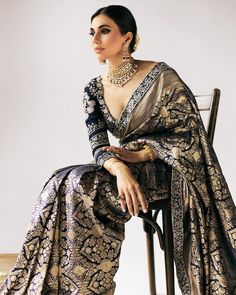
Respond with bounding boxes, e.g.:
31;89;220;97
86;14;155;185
90;24;111;31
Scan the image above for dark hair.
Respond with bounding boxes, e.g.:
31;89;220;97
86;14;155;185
91;5;137;54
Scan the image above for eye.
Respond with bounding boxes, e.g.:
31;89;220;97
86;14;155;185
89;28;110;36
101;29;110;34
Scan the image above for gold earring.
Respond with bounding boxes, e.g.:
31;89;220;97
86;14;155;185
122;42;131;62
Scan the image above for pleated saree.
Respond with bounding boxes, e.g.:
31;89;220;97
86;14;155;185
0;62;236;294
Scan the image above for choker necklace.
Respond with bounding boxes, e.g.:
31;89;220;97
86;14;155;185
107;57;139;87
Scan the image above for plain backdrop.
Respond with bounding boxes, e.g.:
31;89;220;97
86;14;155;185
0;0;236;294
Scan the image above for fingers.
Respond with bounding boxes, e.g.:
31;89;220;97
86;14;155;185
118;191;134;216
102;146;127;156
119;186;148;216
125;192;134;216
119;195;127;213
102;146;123;160
130;184;148;215
136;188;149;213
130;192;140;216
103;146;139;163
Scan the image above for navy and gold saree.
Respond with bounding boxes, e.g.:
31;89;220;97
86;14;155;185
0;61;236;294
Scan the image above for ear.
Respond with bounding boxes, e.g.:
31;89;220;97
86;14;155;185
124;32;133;44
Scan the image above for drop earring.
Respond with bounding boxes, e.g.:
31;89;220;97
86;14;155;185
122;42;131;62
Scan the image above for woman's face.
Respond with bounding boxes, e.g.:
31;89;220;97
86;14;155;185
90;14;131;61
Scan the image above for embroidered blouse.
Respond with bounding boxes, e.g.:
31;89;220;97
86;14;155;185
82;62;167;167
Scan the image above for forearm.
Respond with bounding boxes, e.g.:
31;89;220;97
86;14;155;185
103;157;128;176
102;145;157;171
139;148;152;162
135;145;158;162
102;146;156;175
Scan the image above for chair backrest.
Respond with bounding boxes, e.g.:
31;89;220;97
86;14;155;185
194;88;221;145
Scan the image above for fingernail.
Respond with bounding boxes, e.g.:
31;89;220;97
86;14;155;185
143;209;148;213
135;213;138;217
122;208;126;212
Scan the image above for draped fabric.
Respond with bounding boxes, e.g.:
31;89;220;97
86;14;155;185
1;61;236;294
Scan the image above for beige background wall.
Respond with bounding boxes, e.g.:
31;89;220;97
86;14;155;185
0;0;235;294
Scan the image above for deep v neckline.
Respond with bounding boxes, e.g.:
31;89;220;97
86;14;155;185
96;62;161;124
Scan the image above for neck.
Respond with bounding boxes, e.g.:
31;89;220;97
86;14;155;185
107;55;135;70
106;57;139;87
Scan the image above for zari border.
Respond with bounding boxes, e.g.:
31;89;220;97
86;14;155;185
171;169;191;295
115;62;170;136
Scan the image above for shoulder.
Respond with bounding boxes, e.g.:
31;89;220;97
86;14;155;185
83;76;99;98
136;59;171;69
136;58;159;64
154;63;194;98
136;59;160;70
138;60;190;91
84;76;98;89
137;59;177;80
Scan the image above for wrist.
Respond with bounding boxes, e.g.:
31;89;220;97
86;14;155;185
103;158;127;175
111;161;127;176
143;144;157;161
139;149;150;162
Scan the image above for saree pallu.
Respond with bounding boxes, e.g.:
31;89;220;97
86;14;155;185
0;61;236;294
116;63;236;294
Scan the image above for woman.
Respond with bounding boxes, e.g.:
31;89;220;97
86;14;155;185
1;4;236;295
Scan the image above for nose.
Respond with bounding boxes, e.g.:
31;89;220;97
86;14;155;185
92;32;101;45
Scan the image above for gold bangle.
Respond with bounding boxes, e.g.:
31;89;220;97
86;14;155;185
143;144;157;161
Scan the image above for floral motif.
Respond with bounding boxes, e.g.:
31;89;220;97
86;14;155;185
83;91;96;119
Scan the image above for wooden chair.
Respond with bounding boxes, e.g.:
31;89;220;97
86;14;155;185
137;88;221;295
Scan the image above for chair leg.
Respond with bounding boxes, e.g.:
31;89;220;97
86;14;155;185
145;229;157;295
162;209;175;295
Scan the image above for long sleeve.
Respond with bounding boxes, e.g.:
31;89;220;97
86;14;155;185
82;81;120;168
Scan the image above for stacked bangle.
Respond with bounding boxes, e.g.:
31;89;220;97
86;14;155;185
143;144;157;161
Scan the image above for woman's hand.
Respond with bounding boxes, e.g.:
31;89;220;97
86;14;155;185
110;161;149;216
102;145;150;215
102;145;149;163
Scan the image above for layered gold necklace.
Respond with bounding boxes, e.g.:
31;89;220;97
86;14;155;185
107;57;139;87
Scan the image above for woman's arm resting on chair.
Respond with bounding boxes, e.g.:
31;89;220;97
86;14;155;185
101;145;156;163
